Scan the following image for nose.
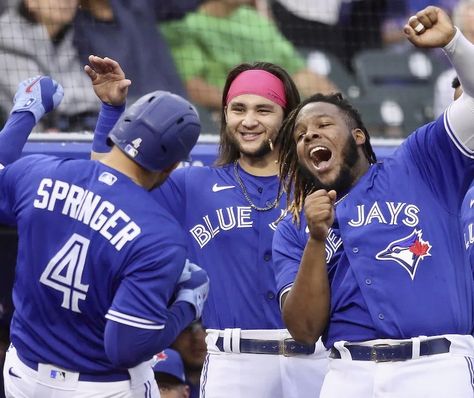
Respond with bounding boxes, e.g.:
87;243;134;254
303;130;320;142
241;112;259;128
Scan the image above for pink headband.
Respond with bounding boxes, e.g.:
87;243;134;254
226;69;287;108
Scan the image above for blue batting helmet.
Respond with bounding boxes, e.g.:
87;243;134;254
108;91;201;171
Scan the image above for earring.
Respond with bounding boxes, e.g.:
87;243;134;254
268;138;274;151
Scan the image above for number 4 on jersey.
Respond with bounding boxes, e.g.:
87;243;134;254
40;233;90;313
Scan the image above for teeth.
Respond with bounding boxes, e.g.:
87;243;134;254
310;146;326;156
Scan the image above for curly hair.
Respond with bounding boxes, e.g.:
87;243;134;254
277;92;377;224
215;62;300;166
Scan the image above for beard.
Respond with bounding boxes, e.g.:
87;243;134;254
299;134;360;195
227;128;275;159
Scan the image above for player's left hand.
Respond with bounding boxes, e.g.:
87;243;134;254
404;6;456;48
175;260;209;320
85;55;131;106
10;76;64;122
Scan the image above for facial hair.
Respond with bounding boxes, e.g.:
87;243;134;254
299;134;360;195
227;127;275;159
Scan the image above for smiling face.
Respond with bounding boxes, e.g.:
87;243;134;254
294;101;368;193
224;94;284;161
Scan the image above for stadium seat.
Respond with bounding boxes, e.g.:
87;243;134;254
351;93;427;139
352;48;445;124
301;49;361;99
352;48;444;91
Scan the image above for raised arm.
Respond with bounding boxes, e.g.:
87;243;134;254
282;189;335;344
84;56;131;159
405;6;474;151
0;76;63;168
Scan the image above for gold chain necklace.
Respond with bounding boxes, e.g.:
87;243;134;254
233;160;283;212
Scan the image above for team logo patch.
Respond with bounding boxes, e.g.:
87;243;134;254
154;351;168;363
376;229;431;280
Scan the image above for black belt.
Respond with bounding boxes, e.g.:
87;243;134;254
216;337;315;356
330;337;451;362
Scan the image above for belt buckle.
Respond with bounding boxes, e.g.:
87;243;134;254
279;338;297;357
370;344;393;363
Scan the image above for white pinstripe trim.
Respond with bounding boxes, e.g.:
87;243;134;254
107;309;156;324
105;313;165;330
105;310;165;329
444;109;474;159
279;284;293;310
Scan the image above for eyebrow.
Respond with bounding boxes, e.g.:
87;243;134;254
230;102;275;109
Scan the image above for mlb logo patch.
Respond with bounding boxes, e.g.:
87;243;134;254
50;369;66;381
98;172;118;186
124;144;138;158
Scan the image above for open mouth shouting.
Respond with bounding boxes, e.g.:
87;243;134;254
310;146;333;171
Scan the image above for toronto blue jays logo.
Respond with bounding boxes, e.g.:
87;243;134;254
154;351;168;363
375;229;432;280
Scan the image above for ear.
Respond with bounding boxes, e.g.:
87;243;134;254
352;128;366;145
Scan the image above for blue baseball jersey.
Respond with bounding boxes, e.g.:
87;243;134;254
462;183;474;268
0;155;187;373
273;114;474;348
152;162;286;330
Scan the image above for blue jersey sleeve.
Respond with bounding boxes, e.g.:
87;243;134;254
151;167;188;224
272;215;307;305
399;114;474;210
0;155;39;226
0;112;36;167
106;242;187;329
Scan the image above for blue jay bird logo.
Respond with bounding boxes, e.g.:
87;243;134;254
376;229;431;280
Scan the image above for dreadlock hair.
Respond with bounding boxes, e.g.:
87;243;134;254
277;92;377;225
215;62;300;166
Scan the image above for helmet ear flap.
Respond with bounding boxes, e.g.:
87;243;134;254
108;91;201;171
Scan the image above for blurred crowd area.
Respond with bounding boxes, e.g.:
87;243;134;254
0;0;470;136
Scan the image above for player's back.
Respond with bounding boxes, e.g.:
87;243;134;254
0;155;186;374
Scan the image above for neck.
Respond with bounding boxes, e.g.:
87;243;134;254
99;147;148;188
237;148;280;176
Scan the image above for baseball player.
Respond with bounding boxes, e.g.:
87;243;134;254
272;6;474;397
1;73;210;397
88;57;328;396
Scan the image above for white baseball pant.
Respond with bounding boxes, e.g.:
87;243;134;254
321;334;474;398
3;344;160;398
200;328;328;398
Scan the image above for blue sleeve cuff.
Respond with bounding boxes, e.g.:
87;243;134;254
92;102;125;153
